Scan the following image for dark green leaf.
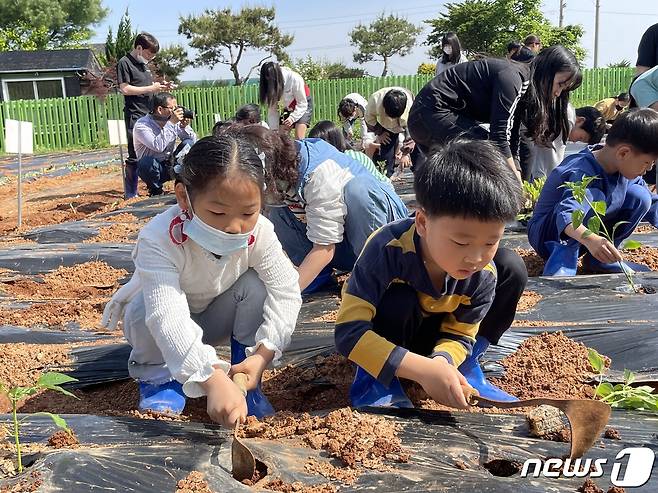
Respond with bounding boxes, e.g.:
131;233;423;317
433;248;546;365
587;216;601;235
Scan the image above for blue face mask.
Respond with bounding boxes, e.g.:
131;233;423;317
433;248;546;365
182;189;253;256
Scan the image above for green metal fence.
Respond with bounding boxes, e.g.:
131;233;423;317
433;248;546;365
0;67;635;153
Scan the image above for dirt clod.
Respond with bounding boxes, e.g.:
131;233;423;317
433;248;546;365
263;478;336;493
606;487;626;493
0;470;43;493
578;478;604;493
47;430;79;448
454;460;468;470
175;471;214;493
604;427;621;440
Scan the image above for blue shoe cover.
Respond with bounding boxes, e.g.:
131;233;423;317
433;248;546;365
230;337;275;419
458;337;518;402
542;241;578;276
138;380;186;414
350;366;413;408
583;254;650;274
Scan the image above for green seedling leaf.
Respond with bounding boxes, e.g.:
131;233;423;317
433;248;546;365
624;369;636;385
595;382;614;398
41;385;78;399
591;200;607;215
587;216;602;235
37;372;77;387
622;239;643;251
582;229;594;239
8;387;39;401
635;385;656;394
573;209;585;229
588;348;605;374
37;412;69;431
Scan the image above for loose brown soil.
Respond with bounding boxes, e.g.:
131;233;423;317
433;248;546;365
634;224;656;234
454;460;468;470
82;222;142;243
309;310;339;323
304;458;359;484
607;487;626;493
491;332;607;400
0;261;127;330
0;471;43;493
515;245;658;276
517;290;542;312
241;408;409;471
0;166;149;236
579;478;604;493
47;430;79;449
261;354;354;412
175;471;214;493
604;427;621;440
263;478;336;493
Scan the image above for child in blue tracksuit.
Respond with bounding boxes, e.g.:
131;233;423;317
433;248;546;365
529;109;658;276
239;125;408;294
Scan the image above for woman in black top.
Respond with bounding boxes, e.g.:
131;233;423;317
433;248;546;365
408;45;582;181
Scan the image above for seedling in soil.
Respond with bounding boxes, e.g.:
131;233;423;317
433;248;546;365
561;177;640;293
0;372;78;473
588;348;658;413
517;177;546;222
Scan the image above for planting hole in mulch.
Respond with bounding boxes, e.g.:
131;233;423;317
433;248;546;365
483;459;522;477
240;458;269;487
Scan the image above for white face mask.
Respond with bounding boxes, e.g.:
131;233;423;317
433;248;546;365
182;189;253;256
443;45;453;56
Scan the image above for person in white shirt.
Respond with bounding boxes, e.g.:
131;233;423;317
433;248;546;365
435;32;468;76
132;92;197;196
259;62;313;139
100;132;302;426
337;93;376;155
237;125;408;296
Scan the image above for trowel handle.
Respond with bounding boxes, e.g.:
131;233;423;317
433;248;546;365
232;373;249;396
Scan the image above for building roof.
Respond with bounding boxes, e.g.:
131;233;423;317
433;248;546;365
0;49;100;74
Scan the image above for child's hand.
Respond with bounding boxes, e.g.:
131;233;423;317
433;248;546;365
418;356;470;409
583;234;623;263
201;369;248;427
229;345;275;391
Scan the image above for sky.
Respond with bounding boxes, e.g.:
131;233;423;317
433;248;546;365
89;0;658;81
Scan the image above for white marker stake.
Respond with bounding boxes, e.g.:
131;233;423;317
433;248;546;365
4;119;33;229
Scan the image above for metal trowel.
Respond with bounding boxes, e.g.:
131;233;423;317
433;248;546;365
231;373;256;482
469;393;612;458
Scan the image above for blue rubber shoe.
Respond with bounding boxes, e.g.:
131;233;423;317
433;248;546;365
458;336;518;402
582;254;650;274
230;337;275;419
349;366;414;409
138;380;186;414
302;266;335;296
542;241;579;276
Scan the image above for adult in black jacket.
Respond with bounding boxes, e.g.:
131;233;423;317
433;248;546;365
408;46;582;181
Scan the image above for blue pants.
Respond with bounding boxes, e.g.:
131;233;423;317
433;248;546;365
530;183;652;261
137;156;172;196
268;179;408;271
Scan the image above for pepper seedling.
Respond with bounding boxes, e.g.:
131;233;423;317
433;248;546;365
561;176;641;292
0;372;78;473
517;176;546;222
588;348;658;413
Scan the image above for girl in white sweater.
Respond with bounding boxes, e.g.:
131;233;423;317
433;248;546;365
101;132;302;426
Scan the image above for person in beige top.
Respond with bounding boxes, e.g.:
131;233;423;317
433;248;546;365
594;93;630;124
365;87;416;177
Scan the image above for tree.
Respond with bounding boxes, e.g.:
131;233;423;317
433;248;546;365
350;13;422;76
0;0;107;50
100;9;136;66
179;6;293;86
291;56;367;80
417;63;436;75
425;0;585;62
608;59;631;68
152;45;192;84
